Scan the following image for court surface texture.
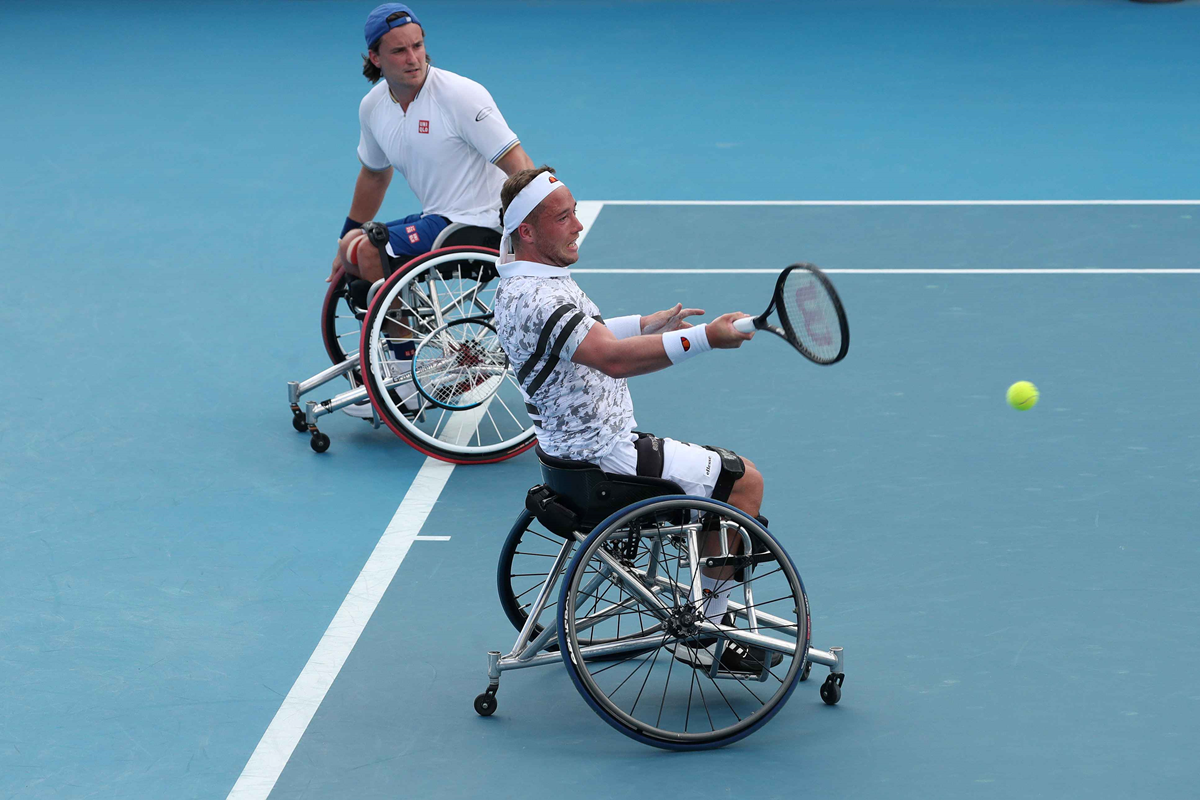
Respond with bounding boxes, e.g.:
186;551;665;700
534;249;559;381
2;2;1198;799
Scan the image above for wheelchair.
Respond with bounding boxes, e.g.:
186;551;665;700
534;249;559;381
287;220;538;464
477;446;847;750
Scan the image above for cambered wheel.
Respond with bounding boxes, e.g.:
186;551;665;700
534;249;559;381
558;497;811;750
320;267;366;386
497;509;657;658
360;247;537;464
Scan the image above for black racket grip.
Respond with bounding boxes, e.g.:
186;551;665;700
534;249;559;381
361;221;395;278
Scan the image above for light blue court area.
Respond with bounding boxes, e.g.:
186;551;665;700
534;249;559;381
1;1;1199;799
266;208;1200;799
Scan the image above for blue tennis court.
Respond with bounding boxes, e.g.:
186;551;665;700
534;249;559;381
2;2;1198;799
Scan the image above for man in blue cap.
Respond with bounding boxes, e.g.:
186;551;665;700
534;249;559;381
330;3;534;285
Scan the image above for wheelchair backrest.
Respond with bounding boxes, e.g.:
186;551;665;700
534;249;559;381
532;446;683;533
433;223;501;250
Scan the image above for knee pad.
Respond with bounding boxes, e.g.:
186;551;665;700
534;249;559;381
705;446;744;503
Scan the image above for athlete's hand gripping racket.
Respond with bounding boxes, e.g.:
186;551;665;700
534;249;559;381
732;263;849;365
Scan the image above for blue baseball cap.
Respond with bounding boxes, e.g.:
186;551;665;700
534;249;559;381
364;4;422;49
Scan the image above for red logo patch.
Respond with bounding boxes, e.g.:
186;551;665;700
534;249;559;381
408;232;420;244
405;225;416;233
418;120;429;134
548;175;559;183
681;336;691;352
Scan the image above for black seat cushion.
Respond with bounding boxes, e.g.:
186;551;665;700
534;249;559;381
534;446;683;530
440;226;501;249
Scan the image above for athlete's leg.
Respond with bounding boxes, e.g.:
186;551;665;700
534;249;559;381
724;457;763;519
336;213;450;282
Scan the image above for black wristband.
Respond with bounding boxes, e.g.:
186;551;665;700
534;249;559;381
340;216;364;238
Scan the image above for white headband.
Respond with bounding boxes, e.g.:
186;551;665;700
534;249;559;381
498;171;568;264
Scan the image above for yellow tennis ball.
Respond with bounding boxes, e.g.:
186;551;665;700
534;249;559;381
1007;381;1039;411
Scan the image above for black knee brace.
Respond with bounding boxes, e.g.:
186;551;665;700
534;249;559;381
705;446;745;503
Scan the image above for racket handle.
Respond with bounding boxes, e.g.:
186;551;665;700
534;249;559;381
733;317;757;334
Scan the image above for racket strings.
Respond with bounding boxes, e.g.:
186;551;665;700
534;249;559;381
778;270;844;364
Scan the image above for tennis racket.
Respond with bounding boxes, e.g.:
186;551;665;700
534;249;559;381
732;263;849;365
411;316;510;410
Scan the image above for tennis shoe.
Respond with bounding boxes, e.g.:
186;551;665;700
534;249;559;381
668;614;784;674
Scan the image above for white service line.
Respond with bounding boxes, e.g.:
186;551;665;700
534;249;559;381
228;195;609;800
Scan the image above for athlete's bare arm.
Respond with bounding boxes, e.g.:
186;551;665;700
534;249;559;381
495;144;534;176
347;165;393;222
328;166;394;282
572;312;753;379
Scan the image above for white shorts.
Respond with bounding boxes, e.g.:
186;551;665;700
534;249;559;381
595;434;721;498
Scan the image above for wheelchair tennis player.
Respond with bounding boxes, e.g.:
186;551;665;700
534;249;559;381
492;167;781;673
328;3;534;417
331;3;534;284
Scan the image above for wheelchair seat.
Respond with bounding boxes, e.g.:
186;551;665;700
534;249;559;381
527;445;683;535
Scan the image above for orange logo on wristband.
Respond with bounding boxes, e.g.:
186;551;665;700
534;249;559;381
681;336;691;352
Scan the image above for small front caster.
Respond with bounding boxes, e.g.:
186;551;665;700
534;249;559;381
310;432;331;453
799;659;813;682
292;411;308;433
820;673;844;706
474;689;498;716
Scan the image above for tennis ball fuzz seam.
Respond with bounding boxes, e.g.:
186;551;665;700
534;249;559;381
1007;380;1039;411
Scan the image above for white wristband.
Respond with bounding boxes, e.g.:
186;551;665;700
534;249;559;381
605;314;642;340
662;324;711;364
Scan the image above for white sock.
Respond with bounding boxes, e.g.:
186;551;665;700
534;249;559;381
392;362;422;411
697;575;732;623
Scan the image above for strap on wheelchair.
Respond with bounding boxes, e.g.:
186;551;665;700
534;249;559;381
705;445;745;503
633;432;665;479
525;484;579;537
362;221;395;279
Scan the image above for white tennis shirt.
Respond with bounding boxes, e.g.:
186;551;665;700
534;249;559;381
357;67;520;228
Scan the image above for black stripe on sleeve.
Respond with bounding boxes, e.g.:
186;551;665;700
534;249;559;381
516;304;576;385
524;311;586;396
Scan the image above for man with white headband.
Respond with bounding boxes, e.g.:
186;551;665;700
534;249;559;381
492;167;779;674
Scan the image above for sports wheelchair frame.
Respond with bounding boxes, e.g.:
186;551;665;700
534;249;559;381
478;448;847;750
286;221;538;464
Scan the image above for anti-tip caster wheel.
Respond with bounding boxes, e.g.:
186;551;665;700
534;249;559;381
474;692;497;716
292;411;308;433
799;659;813;682
820;673;844;706
310;432;331;453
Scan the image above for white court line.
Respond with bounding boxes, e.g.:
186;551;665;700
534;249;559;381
226;458;454;800
574;268;1200;274
228;197;608;800
597;199;1199;206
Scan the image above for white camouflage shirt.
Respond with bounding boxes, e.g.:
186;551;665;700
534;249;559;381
493;261;636;461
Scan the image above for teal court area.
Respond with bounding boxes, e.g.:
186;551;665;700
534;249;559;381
1;2;1198;799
